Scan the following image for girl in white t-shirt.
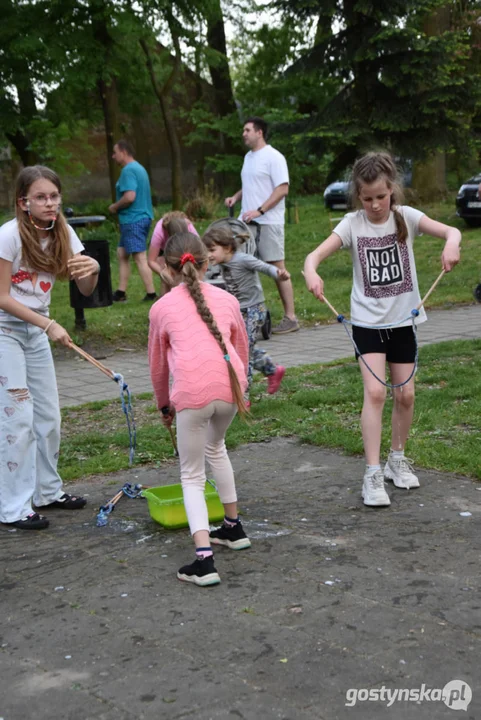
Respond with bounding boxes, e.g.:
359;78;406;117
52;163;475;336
304;152;461;508
0;166;100;529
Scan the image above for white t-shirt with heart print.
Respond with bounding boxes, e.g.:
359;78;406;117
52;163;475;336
0;218;84;320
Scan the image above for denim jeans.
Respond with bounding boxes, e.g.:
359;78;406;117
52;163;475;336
0;319;64;522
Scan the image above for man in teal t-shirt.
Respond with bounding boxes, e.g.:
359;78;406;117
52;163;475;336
109;139;157;302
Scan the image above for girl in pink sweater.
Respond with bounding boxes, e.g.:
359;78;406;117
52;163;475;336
148;232;251;587
147;211;198;295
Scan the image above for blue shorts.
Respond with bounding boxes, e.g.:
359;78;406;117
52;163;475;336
118;218;151;254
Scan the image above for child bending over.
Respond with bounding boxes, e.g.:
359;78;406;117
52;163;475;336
148;232;251;587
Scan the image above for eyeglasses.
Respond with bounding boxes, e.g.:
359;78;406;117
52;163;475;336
24;193;62;206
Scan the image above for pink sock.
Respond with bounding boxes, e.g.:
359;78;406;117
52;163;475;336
196;547;213;559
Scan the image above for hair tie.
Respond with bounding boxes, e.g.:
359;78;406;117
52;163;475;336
180;253;196;267
224;354;230;362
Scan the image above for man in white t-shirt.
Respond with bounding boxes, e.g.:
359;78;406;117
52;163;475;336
225;117;299;334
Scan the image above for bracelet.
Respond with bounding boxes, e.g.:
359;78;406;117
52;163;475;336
257;206;265;215
44;319;56;334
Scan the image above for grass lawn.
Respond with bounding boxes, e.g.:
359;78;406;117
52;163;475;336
42;197;481;352
59;339;481;483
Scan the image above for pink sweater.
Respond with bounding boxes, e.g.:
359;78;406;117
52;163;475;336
150;219;198;253
148;282;249;412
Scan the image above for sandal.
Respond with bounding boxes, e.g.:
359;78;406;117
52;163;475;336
9;512;49;530
43;493;87;510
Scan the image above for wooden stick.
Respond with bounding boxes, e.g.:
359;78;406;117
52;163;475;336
167;426;179;457
301;270;341;318
111;490;124;504
101;490;123;509
319;294;341;319
70;344;108;372
70;343;115;381
416;270;446;311
72;344;113;377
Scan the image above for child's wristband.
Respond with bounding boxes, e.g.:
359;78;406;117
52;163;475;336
44;319;56;334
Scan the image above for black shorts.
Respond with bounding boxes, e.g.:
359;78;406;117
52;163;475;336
352;325;416;363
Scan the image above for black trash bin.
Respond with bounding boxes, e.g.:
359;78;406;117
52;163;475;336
67;214;112;328
69;236;113;308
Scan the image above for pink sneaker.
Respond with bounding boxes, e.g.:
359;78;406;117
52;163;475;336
267;365;285;394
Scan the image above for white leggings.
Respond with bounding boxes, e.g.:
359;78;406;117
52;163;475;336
176;400;238;536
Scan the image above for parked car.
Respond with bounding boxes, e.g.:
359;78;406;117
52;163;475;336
323;160;412;212
323;181;351;210
456;174;481;227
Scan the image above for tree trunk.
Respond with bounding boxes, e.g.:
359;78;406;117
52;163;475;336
411;6;450;200
194;41;205;193
158;93;183;209
411;152;447;201
5;129;39;167
98;77;121;203
91;6;122;202
140;36;183;209
205;0;237;117
205;0;240;192
4;75;40;166
132;113;152;182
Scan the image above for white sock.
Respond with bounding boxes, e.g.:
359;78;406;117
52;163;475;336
390;449;404;460
366;464;381;475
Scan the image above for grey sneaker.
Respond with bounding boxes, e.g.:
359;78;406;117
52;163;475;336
271;316;300;334
384;454;420;489
362;470;391;507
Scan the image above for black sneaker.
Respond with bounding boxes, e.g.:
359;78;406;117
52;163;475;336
177;556;220;587
8;512;49;530
209;521;251;550
112;290;127;302
142;292;159;302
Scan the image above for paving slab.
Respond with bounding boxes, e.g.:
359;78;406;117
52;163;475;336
55;305;481;408
1;439;479;719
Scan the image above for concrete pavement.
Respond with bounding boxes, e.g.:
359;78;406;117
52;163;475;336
54;305;481;408
2;306;480;719
1;438;479;719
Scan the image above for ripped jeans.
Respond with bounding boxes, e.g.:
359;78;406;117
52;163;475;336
0;320;64;523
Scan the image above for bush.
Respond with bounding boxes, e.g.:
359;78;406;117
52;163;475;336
184;183;222;220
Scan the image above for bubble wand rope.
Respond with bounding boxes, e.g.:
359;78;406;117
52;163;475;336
70;344;137;464
303;270;446;389
96;482;149;526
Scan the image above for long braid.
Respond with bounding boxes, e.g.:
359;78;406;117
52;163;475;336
392;204;408;244
165;232;248;418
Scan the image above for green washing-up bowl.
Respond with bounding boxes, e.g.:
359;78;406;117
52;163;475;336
142;483;224;529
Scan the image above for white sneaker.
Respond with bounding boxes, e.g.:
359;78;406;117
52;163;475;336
362;469;391;507
384;454;420;489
